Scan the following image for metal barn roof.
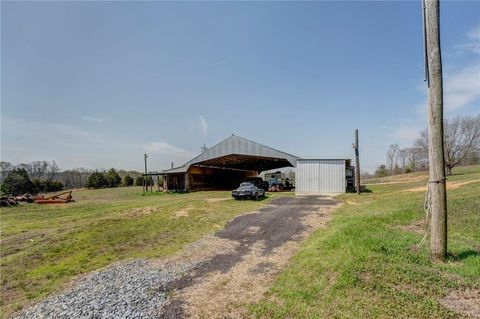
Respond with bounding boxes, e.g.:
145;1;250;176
163;135;300;173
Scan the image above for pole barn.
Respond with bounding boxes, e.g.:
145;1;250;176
162;135;299;192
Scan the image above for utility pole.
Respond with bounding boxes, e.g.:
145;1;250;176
353;129;361;194
423;0;447;261
144;153;148;193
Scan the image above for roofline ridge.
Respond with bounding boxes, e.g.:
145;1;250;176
232;135;301;160
182;135;237;168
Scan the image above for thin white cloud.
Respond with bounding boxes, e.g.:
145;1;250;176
199;115;208;136
187;115;208;136
444;63;480;111
390;118;425;145
443;24;480;111
390;24;480;146
455;24;480;54
140;142;193;159
2;116;194;171
3;117;104;143
81;116;109;123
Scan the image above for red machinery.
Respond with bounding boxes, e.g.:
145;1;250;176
34;191;74;204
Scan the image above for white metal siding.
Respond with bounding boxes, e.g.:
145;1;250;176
295;160;346;194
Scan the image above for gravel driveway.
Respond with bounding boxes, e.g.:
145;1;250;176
13;195;339;319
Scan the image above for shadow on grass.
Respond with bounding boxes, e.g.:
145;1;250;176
234;195;269;202
347;188;373;193
448;250;480;261
140;191;184;196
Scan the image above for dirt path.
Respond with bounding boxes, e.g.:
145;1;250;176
157;195;340;319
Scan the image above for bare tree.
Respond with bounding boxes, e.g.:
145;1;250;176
397;148;408;173
0;161;13;182
16;163;32;174
405;147;425;172
30;161;49;180
415;116;480;175
46;161;60;182
386;144;399;174
444;116;480;175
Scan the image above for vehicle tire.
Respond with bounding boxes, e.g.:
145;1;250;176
254;193;259;200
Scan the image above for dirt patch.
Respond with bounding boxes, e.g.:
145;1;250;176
250;262;275;274
404;179;480;192
346;200;360;205
205;198;231;203
160;195;340;318
396;220;425;234
173;207;194;218
125;207;157;217
440;288;480;318
447;179;480;190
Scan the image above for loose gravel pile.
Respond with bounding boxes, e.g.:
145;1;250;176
14;259;197;319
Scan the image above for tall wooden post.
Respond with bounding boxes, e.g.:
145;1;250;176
424;0;447;261
144;153;148;193
354;129;361;194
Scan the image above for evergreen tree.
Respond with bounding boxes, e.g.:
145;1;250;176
87;171;108;189
123;175;134;187
105;168;122;188
134;175;144;186
0;168;35;195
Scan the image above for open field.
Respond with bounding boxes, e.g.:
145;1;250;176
250;165;480;318
0;187;292;318
2;166;479;319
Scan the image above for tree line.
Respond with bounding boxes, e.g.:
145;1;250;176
0;160;155;195
374;115;480;177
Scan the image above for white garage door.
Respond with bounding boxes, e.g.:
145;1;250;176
295;159;346;194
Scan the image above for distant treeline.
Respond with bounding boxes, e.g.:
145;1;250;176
0;160;158;195
369;115;480;178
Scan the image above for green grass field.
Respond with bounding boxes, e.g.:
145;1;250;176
2;167;478;319
250;166;480;318
0;188;291;318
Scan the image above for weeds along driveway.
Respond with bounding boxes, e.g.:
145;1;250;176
12;195;340;319
161;195;340;318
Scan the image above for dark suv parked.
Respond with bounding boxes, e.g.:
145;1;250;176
232;182;266;200
243;177;269;191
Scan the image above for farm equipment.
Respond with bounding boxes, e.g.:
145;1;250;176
15;193;35;203
264;171;294;191
0;195;19;207
34;191;74;204
346;166;356;192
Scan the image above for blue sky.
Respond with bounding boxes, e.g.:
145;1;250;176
1;1;479;173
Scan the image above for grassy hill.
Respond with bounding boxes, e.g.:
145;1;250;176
250;165;480;318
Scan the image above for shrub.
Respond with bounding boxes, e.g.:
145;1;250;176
134;176;144;186
43;180;64;192
32;178;44;193
123;175;134;187
105;168;122;188
374;164;389;178
145;176;154;186
87;171;108;189
0;168;35;195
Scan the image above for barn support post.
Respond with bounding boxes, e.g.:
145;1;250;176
424;0;447;261
354;129;361;194
143;153;148;193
